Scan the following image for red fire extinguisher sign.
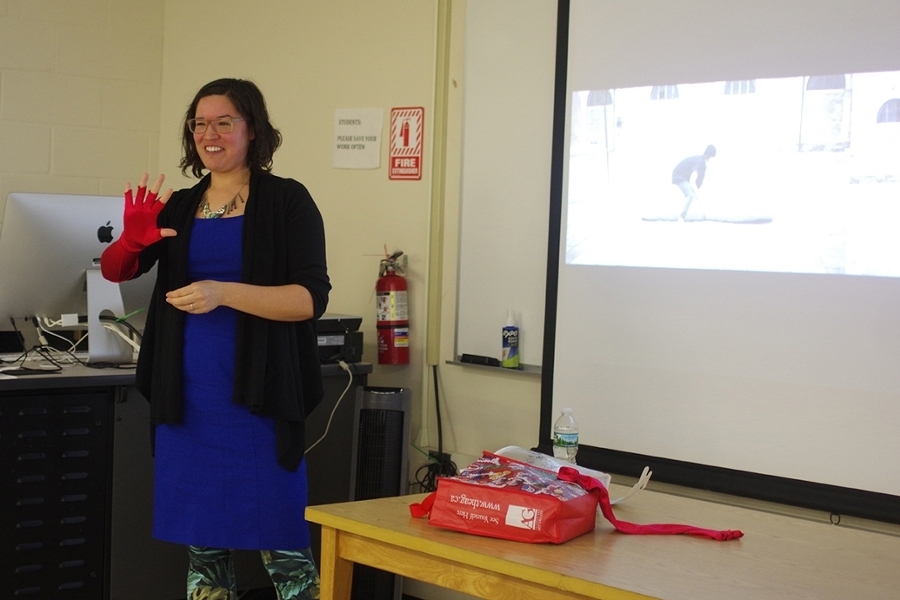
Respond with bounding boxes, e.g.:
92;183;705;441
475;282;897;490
389;107;424;180
376;251;410;364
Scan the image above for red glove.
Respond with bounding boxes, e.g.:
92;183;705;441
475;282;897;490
118;183;167;253
101;175;174;282
101;239;140;282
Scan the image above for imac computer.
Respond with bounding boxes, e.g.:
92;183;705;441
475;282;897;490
0;192;156;363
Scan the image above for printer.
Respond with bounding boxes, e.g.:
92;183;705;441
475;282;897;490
316;313;363;363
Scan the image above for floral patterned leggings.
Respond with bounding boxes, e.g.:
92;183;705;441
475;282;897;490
186;545;320;600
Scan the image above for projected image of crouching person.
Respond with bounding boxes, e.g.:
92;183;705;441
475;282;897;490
672;144;717;221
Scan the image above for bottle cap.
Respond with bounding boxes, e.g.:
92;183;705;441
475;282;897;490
506;310;516;327
562;407;573;414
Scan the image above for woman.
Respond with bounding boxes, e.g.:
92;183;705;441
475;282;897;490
101;78;329;600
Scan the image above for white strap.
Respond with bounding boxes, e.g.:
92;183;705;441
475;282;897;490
610;466;652;505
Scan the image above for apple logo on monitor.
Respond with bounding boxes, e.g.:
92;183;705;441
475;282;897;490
97;221;114;244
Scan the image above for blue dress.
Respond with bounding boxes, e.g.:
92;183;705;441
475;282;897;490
152;216;311;550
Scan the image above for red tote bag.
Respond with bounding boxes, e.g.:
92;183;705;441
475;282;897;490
411;452;743;544
411;452;598;544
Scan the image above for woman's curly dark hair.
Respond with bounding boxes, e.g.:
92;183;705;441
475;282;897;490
179;78;283;178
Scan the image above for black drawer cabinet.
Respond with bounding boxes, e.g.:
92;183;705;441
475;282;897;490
1;388;114;599
0;362;371;600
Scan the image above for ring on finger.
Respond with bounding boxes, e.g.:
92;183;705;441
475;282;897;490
190;303;194;311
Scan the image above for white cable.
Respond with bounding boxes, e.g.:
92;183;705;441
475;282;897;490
32;346;78;367
71;332;89;351
39;325;73;348
22;320;78;366
42;316;63;328
102;322;141;351
305;360;353;454
38;317;77;352
32;318;49;347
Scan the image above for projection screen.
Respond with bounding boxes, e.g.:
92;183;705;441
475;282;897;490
546;0;900;503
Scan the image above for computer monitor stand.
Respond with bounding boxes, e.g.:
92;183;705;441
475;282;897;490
85;267;133;364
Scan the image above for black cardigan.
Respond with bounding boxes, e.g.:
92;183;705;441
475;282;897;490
133;172;330;471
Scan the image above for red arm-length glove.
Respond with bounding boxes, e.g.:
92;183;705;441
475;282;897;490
101;179;172;282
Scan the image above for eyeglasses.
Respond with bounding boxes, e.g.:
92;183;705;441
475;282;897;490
187;117;245;134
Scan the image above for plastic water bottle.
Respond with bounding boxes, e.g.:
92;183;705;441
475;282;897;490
552;408;578;464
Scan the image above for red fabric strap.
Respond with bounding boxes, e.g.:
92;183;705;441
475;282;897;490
409;492;436;518
557;467;743;541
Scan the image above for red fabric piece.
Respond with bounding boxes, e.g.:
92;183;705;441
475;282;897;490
557;467;743;541
409;492;435;518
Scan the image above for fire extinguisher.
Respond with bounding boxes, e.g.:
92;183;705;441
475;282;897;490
376;250;409;364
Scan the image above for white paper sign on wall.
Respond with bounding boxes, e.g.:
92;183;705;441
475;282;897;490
333;108;383;169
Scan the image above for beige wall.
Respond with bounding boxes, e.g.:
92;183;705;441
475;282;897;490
0;0;165;213
0;1;542;597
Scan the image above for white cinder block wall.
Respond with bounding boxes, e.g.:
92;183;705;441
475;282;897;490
0;0;166;221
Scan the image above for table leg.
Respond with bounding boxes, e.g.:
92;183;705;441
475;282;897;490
319;526;353;600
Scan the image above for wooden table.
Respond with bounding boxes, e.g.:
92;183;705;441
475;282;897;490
306;486;900;600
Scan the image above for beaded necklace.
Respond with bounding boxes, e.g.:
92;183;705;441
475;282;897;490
200;180;248;219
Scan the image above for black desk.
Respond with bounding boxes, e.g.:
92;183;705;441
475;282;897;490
1;361;370;600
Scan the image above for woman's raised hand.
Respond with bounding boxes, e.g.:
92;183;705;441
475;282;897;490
118;173;176;253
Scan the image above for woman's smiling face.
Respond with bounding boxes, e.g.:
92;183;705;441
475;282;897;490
193;94;254;175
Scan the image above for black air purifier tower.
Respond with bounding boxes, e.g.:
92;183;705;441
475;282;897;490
349;386;411;600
